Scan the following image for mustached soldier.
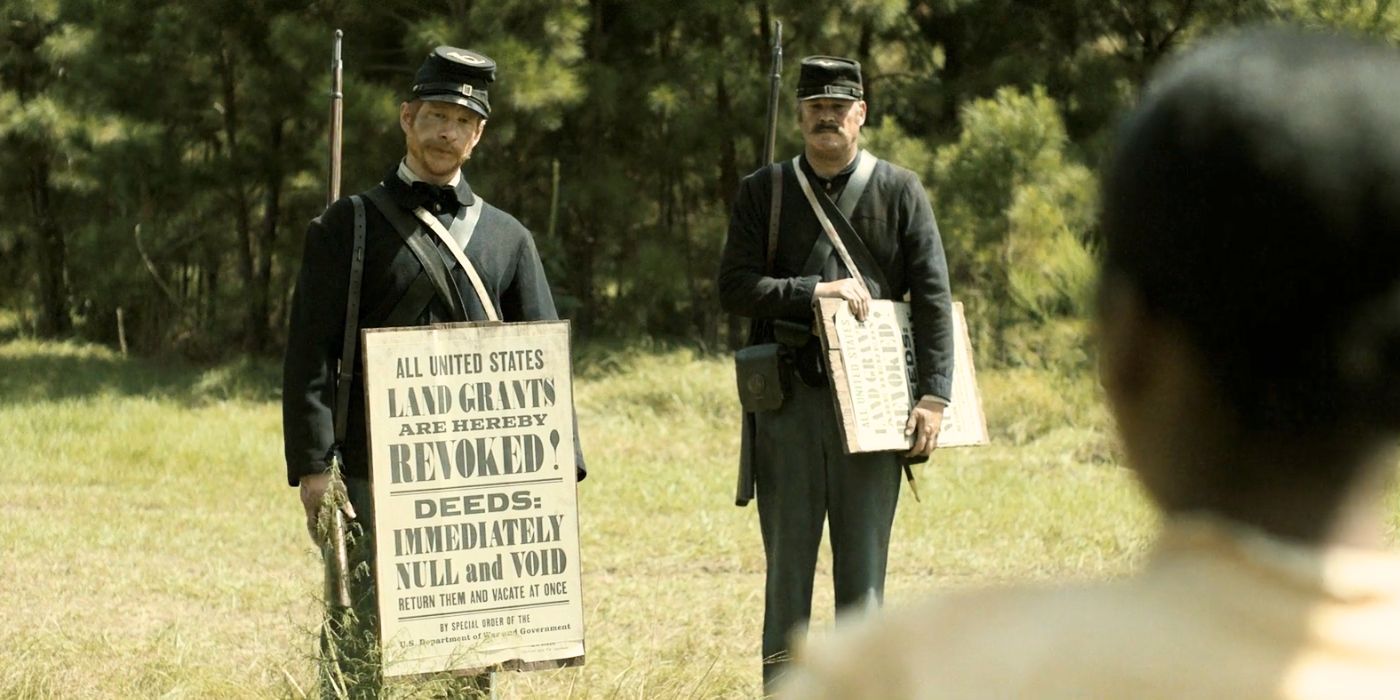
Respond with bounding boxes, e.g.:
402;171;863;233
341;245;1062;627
781;28;1400;699
283;46;584;696
718;55;955;690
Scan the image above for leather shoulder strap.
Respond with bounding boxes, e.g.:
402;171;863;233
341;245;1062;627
835;150;877;219
333;196;368;444
833;152;888;294
796;151;877;279
413;203;499;323
794;156;833;277
363;185;469;322
765;163;782;273
374;273;438;328
362;193;488;327
793;155;891;297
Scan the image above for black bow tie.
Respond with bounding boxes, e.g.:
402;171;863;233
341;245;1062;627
410;181;461;216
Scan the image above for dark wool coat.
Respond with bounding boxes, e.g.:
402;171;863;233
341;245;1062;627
283;168;571;485
718;154;954;400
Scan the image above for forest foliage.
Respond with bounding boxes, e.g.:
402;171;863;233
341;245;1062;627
3;0;1397;365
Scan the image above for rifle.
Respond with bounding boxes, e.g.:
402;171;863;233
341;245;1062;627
323;29;352;612
316;31;355;695
737;21;784;507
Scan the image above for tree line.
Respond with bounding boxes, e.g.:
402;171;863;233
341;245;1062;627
2;0;1395;365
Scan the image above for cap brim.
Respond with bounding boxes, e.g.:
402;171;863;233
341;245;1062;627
798;94;860;101
419;93;490;119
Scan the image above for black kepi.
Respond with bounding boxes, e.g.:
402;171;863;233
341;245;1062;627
412;46;497;118
796;56;863;101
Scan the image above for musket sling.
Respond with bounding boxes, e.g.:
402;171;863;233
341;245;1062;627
340;186;495;391
333;196;369;444
412;204;498;322
370;198;490;328
363;186;470;323
792;150;885;291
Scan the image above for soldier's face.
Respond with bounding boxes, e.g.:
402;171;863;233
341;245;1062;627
798;98;866;155
401;100;486;184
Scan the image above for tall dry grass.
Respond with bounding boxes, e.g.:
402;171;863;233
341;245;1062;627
0;334;1305;698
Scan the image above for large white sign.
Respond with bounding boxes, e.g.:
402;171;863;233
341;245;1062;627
818;299;989;453
361;321;584;679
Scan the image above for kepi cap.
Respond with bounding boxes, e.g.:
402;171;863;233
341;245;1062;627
796;56;863;101
412;46;496;118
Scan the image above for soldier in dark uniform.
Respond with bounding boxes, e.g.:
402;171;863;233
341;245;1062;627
283;46;581;696
717;56;955;690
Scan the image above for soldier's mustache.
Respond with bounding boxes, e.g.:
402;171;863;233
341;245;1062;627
814;124;840;133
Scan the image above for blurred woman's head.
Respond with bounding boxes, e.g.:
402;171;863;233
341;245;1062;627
1096;28;1400;540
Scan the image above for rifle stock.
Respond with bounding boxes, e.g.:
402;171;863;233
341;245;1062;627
324;458;353;610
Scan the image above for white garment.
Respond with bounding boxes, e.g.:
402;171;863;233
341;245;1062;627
779;517;1400;699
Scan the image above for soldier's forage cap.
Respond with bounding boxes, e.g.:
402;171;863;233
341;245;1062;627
796;56;863;101
412;46;496;118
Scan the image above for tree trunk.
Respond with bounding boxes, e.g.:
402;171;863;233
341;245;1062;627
28;154;71;337
8;14;70;337
217;42;258;352
716;67;745;349
857;20;875;113
252;118;286;355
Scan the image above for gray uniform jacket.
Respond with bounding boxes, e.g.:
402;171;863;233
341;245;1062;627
283;167;581;486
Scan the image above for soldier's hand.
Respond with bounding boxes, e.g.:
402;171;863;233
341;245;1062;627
299;472;357;545
814;278;871;321
905;397;945;458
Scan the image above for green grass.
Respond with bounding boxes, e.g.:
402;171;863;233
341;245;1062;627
0;337;1246;697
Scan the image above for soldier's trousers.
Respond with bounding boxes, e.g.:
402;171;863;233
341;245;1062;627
320;477;492;699
754;378;903;692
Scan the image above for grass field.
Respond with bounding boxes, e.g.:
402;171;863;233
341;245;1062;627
1;334;1387;698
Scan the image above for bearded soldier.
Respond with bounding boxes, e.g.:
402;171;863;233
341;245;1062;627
780;29;1400;699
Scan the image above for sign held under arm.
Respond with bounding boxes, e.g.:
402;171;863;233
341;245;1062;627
816;299;988;453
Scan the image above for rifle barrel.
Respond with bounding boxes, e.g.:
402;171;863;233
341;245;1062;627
327;29;344;207
762;21;782;166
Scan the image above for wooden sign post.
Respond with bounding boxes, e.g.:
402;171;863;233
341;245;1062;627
816;299;988;453
361;321;585;680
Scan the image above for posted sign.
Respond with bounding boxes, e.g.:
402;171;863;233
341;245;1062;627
816;299;989;453
361;321;584;678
